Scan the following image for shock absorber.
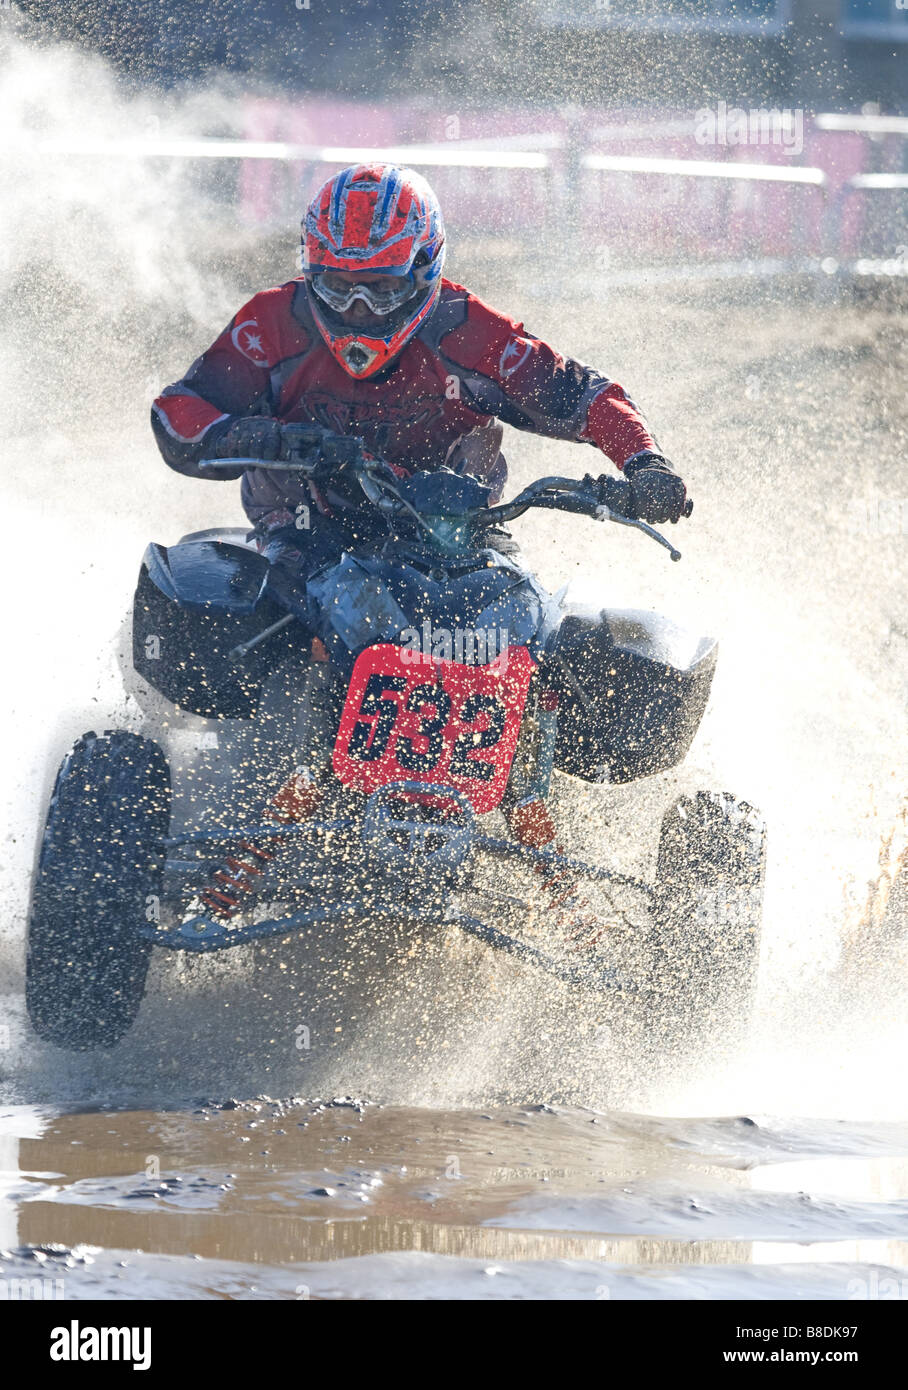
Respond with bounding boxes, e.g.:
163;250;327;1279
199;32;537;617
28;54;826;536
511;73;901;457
503;685;607;950
504;687;571;900
199;769;322;921
505;794;607;949
505;796;579;909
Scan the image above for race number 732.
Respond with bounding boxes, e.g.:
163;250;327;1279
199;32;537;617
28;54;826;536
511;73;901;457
332;644;535;815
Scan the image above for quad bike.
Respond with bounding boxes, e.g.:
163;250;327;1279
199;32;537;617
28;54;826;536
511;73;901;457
26;434;765;1052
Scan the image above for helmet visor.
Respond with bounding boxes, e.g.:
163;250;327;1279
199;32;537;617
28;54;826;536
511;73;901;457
309;270;417;317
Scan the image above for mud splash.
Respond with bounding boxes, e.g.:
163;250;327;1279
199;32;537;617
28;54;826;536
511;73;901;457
1;33;907;1297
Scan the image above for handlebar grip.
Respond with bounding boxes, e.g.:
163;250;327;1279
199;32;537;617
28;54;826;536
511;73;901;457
683;498;694;518
199;457;265;470
597;476;634;515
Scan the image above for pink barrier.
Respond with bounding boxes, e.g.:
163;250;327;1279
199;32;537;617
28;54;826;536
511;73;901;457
239;99;898;259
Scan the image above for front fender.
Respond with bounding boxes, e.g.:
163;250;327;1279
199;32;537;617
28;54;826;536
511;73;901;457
132;540;297;719
551;606;718;783
142;539;272;614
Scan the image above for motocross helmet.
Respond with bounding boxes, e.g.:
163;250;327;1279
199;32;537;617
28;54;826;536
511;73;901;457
301;163;446;379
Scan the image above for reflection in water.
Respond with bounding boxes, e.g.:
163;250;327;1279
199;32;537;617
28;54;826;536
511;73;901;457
1;1102;906;1296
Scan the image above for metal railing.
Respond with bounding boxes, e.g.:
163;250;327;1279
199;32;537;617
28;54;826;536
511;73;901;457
582;152;827;186
14;126;907;267
29;136;550;169
823;171;908;263
814;114;908;136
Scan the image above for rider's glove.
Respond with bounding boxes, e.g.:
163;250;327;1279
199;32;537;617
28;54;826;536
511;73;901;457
213;416;283;461
620;451;690;525
213;418;366;472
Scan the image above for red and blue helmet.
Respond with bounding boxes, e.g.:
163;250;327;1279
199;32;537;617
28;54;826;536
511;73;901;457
301;163;446;378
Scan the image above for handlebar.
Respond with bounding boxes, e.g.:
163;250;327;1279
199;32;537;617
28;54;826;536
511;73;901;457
482;474;687;561
198;455;687;561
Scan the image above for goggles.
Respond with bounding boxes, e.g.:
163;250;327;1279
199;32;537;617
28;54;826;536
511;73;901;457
309;270;417;317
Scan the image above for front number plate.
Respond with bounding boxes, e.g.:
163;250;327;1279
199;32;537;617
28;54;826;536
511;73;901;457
333;643;536;814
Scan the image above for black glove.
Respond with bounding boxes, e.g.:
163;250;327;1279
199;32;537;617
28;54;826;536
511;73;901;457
279;423;364;468
213;416;283;461
621;452;690;524
213;417;365;469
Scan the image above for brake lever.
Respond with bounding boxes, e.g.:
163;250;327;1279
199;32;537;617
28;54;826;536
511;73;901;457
198;458;321;473
595;504;683;562
201;452;342;474
198;433;367;476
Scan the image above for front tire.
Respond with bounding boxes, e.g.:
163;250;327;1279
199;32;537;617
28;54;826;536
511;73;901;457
26;730;171;1050
646;790;766;1066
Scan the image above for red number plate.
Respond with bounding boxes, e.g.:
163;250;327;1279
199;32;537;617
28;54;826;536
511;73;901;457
332;644;536;814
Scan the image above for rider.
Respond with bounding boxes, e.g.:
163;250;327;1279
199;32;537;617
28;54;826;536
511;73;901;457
152;163;690;939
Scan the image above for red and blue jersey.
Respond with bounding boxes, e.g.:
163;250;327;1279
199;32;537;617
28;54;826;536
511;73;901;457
151;276;657;523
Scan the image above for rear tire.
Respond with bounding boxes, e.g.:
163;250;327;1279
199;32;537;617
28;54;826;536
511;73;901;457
26;730;171;1050
646;790;766;1067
